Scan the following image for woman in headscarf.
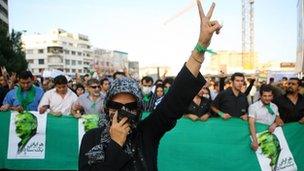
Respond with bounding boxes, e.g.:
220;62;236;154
79;1;222;170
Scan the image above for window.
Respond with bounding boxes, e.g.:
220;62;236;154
78;61;82;65
78;69;82;73
65;69;70;72
71;51;76;55
27;59;34;64
65;59;70;65
72;60;76;65
38;49;44;54
26;49;33;54
72;69;76;73
62;42;67;45
69;43;73;46
64;50;70;54
38;59;44;64
77;52;82;56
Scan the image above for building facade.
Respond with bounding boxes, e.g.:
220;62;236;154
205;51;258;74
93;48;128;76
0;0;8;30
128;61;139;79
296;0;304;73
22;28;93;76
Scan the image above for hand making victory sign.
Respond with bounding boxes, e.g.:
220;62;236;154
186;0;222;77
197;1;221;48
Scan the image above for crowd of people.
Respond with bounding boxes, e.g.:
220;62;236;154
0;1;303;170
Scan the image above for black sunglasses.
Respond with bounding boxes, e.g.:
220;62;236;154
106;100;138;111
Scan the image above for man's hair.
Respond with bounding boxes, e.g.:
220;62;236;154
282;77;288;81
259;84;273;95
163;77;174;86
100;78;109;85
54;75;68;85
87;78;100;86
141;76;154;85
289;77;301;86
18;71;33;80
231;72;244;81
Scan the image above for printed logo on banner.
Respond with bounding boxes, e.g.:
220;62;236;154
7;111;47;159
253;127;297;171
78;114;99;147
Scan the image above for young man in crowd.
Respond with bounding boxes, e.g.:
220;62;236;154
100;78;110;100
211;72;249;120
248;85;281;150
0;71;44;112
141;76;156;112
273;78;304;124
38;75;78;116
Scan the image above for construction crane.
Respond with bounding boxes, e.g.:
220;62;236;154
242;0;255;70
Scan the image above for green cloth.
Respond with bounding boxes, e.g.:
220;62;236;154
265;104;275;115
16;86;36;111
143;95;150;102
0;112;78;170
0;112;303;170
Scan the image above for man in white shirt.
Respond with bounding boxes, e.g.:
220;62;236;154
248;84;282;151
38;75;78;116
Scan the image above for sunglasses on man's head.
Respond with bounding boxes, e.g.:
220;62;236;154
106;100;138;111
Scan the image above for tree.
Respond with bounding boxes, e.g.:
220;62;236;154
0;27;28;74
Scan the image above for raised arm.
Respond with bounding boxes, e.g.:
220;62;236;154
186;1;221;77
141;0;222;139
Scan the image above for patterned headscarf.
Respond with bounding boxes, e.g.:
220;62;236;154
86;77;143;165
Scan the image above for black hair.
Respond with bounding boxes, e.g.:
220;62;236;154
289;77;301;86
231;72;244;81
54;75;68;85
259;84;273;95
18;71;33;80
163;77;174;86
75;83;85;91
154;84;164;93
100;78;109;85
141;76;154;85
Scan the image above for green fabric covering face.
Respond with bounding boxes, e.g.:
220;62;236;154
16;86;36;111
164;88;169;94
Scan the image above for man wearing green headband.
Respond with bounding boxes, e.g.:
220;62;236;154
0;71;44;112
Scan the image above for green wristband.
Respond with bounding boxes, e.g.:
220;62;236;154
194;43;217;54
217;111;224;117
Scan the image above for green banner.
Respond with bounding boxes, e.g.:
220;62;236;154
0;111;303;170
